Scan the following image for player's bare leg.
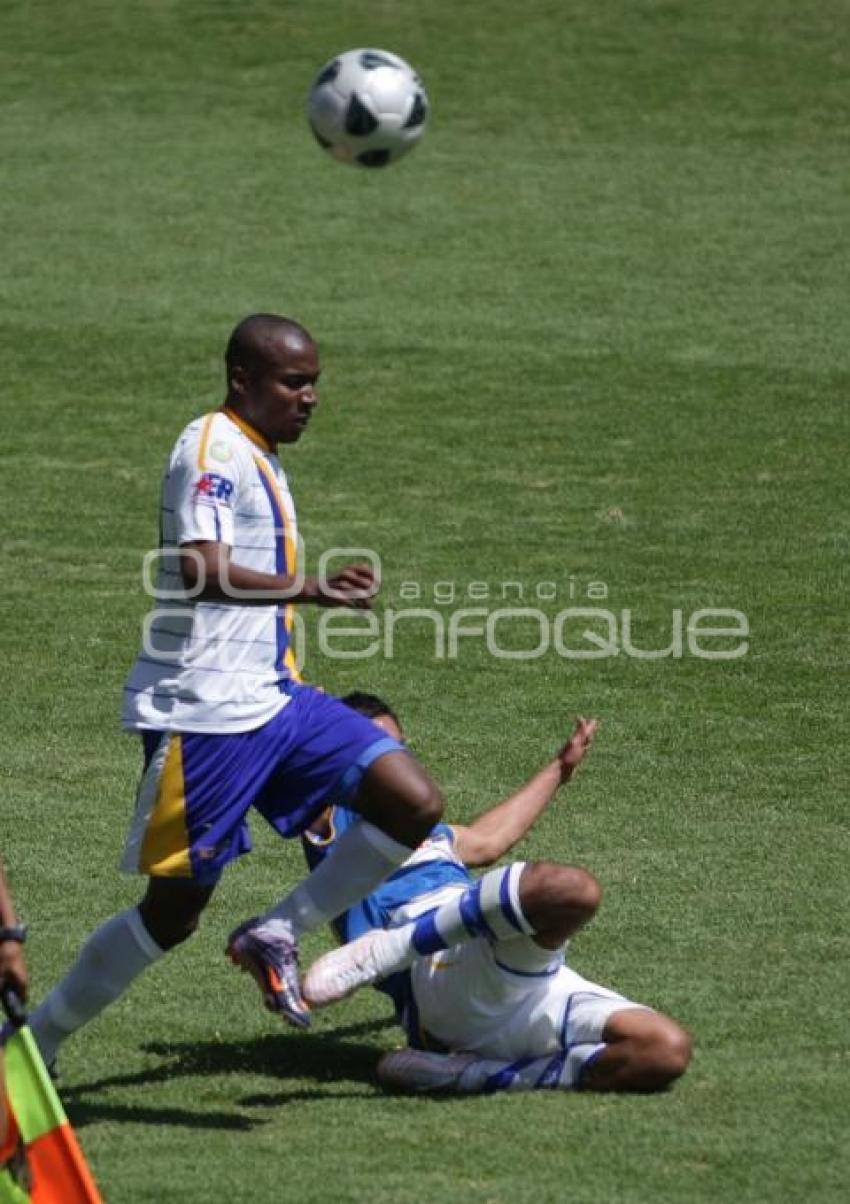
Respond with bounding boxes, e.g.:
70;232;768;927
138;878;217;949
517;858;691;1093
352;750;444;848
580;1008;691;1092
514;861;601;949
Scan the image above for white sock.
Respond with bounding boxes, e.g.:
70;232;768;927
29;907;164;1063
261;822;412;938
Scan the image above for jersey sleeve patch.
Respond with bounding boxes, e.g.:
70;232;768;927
167;433;242;547
208;440;235;464
194;471;235;505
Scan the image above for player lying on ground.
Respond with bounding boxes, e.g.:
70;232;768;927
300;695;691;1094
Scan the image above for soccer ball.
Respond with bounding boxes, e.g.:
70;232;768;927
307;48;429;168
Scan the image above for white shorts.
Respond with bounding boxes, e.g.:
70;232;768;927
409;929;647;1061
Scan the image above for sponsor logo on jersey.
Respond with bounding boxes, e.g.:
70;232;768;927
195;471;234;503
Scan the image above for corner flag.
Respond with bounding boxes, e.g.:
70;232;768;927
1;1017;102;1204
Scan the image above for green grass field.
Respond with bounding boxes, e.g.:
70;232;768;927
1;1;848;1200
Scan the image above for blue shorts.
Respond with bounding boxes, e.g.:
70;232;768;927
120;684;404;884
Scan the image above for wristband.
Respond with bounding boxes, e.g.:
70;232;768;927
0;925;26;944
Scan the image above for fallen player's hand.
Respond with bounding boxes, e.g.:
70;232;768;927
558;717;598;782
311;562;379;609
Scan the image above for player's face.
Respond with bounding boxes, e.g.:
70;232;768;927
242;337;321;445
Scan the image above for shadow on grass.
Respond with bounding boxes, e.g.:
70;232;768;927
63;1015;397;1129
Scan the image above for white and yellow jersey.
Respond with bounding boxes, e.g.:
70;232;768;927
123;408;301;734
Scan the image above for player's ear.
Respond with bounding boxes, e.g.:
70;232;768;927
229;364;249;399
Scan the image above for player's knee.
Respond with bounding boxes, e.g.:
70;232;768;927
141;908;201;951
659;1024;692;1082
526;862;601;921
564;865;602;918
170;910;203;947
357;753;444;846
645;1021;692;1089
399;775;444;842
139;887;208;951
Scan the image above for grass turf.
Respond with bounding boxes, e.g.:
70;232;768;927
1;1;848;1200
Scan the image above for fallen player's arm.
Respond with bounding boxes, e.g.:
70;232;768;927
180;541;377;609
451;718;598;868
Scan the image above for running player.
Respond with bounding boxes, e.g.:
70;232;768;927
30;315;443;1064
301;695;691;1094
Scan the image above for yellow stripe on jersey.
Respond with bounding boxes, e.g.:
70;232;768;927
140;735;192;877
283;604;301;680
196;412;217;471
252;455;297;580
252;454;303;682
221;407;274;452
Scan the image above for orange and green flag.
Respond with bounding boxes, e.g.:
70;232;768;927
1;1025;102;1204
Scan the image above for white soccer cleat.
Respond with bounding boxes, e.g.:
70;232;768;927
377;1049;486;1094
302;926;412;1007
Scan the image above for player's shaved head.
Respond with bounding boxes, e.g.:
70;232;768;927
225;313;316;380
223;313;321;447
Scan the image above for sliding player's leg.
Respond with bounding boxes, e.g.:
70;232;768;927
304;859;599;1006
451;1001;691;1096
378;963;690;1096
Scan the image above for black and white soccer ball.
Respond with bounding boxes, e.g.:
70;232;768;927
307;48;429;168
